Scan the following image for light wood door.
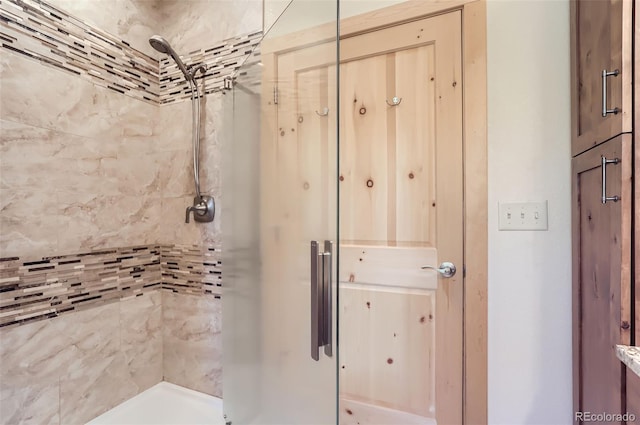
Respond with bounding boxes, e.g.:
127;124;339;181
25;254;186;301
570;0;633;156
338;12;463;425
572;134;632;423
270;10;463;424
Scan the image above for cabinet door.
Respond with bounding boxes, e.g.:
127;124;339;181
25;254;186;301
570;0;632;156
572;134;632;423
627;368;640;419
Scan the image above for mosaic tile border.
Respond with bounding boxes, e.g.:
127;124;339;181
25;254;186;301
0;0;262;105
159;32;262;104
161;245;222;296
0;245;162;328
0;0;160;104
0;244;221;329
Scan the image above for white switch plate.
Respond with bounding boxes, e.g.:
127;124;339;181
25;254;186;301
498;201;548;231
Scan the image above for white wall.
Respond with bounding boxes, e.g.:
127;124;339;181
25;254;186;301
487;0;572;423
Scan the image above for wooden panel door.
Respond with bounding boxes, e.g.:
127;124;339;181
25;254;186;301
570;0;633;156
338;12;463;425
572;134;632;423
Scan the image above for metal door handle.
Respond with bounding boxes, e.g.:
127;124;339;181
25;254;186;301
322;240;332;357
602;69;620;117
421;261;456;278
310;241;322;361
310;240;333;361
601;156;620;204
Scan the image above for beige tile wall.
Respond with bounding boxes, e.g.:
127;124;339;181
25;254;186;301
0;52;164;259
0;291;162;424
46;0;163;58
162;291;223;397
157;0;262;56
0;0;262;422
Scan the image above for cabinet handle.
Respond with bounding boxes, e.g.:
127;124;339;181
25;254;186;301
601;69;620;117
601;156;620;204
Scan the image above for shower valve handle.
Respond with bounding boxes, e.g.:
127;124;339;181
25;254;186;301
185;201;207;223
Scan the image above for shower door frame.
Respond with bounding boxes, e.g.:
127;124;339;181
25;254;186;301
260;0;488;423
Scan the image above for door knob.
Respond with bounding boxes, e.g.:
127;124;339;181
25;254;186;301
421;262;456;278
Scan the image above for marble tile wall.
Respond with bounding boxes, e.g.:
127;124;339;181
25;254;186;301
0;0;161;104
157;0;262;58
46;0;163;58
0;290;163;424
0;0;262;420
1;0;261;258
0;247;220;422
0;50;164;259
162;290;222;397
1;0;261;106
155;94;228;248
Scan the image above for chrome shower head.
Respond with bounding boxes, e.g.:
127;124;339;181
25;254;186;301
149;35;192;81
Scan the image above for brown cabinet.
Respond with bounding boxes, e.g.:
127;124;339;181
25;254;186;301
572;134;632;421
628;369;640;419
570;0;633;156
571;1;637;421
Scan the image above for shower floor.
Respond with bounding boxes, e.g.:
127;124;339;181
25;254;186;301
87;382;225;425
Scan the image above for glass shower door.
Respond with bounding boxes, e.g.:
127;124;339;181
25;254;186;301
222;1;339;424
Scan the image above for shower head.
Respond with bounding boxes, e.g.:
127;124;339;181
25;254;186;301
149;35;192;81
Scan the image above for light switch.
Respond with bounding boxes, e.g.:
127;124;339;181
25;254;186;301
498;201;548;231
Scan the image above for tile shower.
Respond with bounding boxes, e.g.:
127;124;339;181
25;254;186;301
0;0;261;423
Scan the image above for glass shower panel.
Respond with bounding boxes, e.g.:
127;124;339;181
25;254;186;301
223;1;339;424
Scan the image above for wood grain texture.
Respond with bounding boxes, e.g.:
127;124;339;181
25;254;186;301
627;368;640;418
461;2;488;423
340;397;436;425
395;46;437;244
338;12;464;423
339;54;390;242
339;285;436;417
339;43;437;245
340;245;438;290
262;1;488;422
634;0;640;348
572;134;632;424
570;0;633;156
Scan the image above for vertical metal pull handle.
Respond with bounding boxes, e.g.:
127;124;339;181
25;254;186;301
601;156;620;204
310;240;333;361
602;69;620;117
322;240;333;357
310;241;321;361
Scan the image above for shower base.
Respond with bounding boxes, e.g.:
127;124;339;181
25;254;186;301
87;382;225;425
